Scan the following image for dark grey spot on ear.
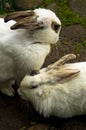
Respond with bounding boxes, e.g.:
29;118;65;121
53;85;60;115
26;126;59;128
31;84;38;89
4;10;35;22
30;70;39;76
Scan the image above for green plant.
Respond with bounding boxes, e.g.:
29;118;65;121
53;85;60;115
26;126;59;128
58;0;86;28
0;0;14;14
20;126;27;130
81;40;86;47
44;0;54;4
76;40;86;54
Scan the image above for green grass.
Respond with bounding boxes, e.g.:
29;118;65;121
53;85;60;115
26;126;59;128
76;40;86;53
0;0;86;29
40;0;56;8
20;126;27;130
57;0;86;28
44;0;55;4
0;0;14;14
81;40;86;47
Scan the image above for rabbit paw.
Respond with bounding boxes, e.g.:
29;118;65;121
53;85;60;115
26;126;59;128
0;80;15;96
0;86;15;96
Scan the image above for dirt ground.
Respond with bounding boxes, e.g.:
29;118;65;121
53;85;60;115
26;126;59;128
0;92;86;130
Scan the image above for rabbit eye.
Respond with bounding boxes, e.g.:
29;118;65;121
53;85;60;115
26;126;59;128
31;84;38;89
30;70;39;76
52;22;60;33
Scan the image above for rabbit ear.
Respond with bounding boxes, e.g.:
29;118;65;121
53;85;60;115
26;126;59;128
46;64;80;83
10;16;44;30
56;68;80;83
4;10;44;30
4;10;34;22
47;54;76;71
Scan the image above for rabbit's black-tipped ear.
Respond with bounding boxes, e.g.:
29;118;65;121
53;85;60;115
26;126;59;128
57;67;80;83
4;10;44;30
4;10;34;22
10;16;44;30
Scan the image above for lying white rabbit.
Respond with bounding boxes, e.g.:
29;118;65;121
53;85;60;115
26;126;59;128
0;8;61;96
18;54;86;118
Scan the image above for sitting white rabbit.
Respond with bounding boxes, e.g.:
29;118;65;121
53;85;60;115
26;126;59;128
18;54;86;118
0;8;61;96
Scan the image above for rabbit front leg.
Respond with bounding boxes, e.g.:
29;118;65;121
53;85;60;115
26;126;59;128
0;80;15;96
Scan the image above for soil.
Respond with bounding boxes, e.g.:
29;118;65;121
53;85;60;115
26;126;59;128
69;0;86;17
0;92;86;130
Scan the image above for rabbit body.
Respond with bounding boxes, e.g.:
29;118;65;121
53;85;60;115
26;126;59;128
0;18;51;96
18;62;86;118
0;9;61;96
0;18;50;78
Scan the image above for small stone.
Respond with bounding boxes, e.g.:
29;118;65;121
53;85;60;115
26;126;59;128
69;0;86;17
61;25;86;43
27;123;49;130
13;0;43;10
46;2;58;13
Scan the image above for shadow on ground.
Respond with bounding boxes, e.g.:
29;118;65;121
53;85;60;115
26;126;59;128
0;93;86;130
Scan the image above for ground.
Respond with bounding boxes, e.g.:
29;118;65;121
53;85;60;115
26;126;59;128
0;93;86;130
0;0;86;130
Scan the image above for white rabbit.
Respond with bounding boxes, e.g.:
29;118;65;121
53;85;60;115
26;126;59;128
18;54;86;118
0;8;61;96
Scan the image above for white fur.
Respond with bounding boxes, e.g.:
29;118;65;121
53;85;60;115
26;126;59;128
0;8;61;96
18;62;86;118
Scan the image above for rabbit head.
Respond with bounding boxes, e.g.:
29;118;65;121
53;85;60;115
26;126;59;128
4;8;61;44
18;62;80;117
